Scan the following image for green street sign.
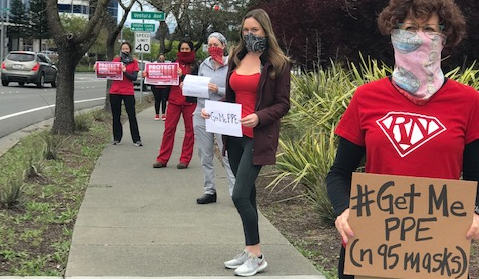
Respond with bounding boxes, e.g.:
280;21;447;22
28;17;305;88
131;11;165;21
131;23;155;32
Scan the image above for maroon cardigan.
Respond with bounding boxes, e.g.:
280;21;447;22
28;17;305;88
224;53;291;165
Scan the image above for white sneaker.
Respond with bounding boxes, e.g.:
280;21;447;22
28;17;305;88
224;250;248;269
234;253;267;277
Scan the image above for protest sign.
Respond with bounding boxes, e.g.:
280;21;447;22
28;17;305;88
96;61;123;80
145;62;179;86
205;100;242;137
345;172;477;279
182;74;210;98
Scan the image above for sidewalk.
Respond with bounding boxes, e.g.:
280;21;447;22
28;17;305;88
65;106;325;278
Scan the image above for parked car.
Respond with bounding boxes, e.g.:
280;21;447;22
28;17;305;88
133;61;149;91
1;51;57;88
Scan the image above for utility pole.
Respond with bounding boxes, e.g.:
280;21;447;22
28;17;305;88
0;3;8;62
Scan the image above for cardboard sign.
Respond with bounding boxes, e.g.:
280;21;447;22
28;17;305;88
345;172;476;279
96;61;123;80
145;62;179;86
205;100;243;137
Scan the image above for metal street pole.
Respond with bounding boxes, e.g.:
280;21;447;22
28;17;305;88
1;8;4;62
139;14;144;104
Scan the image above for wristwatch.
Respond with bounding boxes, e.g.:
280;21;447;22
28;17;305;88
475;205;479;216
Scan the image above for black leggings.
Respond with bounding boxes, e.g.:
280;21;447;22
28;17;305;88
110;94;140;142
152;86;169;114
226;136;262;246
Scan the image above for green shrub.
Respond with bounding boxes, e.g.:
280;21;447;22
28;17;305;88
91;109;106;122
273;56;478;225
41;132;66;161
74;113;92;132
0;175;24;208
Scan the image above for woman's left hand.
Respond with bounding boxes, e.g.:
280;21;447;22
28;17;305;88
466;213;479;240
241;113;259;128
208;83;218;93
122;65;126;72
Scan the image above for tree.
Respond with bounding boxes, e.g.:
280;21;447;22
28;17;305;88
46;0;110;134
253;0;479;70
8;0;30;41
29;0;49;48
101;0;137;112
147;0;250;51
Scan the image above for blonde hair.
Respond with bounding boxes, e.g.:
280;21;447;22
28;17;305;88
231;9;289;79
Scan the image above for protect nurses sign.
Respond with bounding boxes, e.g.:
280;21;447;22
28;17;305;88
144;63;179;86
95;61;123;80
345;172;477;279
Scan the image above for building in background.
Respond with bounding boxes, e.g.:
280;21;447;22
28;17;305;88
58;0;89;18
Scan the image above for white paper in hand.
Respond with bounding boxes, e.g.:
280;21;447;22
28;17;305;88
182;74;211;98
205;100;243;137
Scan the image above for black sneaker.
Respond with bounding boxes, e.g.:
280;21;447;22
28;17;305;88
133;141;143;147
196;193;217;204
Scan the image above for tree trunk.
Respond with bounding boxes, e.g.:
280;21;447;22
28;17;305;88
103;29;117;112
51;51;76;134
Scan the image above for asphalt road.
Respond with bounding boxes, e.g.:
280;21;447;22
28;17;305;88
0;73;107;138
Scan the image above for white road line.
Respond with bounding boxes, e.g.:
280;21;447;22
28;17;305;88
0;97;105;121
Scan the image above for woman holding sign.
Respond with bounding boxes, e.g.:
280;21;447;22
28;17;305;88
109;41;143;147
194;32;236;204
202;9;291;276
151;54;170;121
326;1;479;278
153;40;199;169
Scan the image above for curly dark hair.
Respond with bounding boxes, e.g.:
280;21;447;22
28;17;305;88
178;40;194;52
378;0;466;48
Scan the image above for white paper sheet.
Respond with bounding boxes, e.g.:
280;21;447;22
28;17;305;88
182;74;211;98
205;100;243;137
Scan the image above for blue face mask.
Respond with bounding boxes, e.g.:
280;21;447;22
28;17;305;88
244;33;268;53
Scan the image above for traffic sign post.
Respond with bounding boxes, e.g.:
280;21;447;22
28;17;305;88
131;23;155;32
134;32;150;54
131;11;165;21
134;31;151;103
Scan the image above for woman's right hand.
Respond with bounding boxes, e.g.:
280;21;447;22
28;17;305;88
177;68;183;76
335;208;354;245
201;108;210;119
142;71;147;78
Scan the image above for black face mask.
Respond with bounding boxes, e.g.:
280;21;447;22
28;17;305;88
244;33;268;53
120;51;133;64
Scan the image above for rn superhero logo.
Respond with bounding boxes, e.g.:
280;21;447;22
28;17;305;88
376;112;446;158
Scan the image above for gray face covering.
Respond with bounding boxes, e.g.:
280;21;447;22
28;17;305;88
244;32;268;53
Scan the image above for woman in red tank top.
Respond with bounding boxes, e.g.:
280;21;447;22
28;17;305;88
202;9;291;276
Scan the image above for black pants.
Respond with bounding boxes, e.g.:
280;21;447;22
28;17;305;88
226;136;262;246
110;94;141;142
152;86;169;114
339;246;354;279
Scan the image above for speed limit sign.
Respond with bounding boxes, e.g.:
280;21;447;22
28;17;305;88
134;32;151;53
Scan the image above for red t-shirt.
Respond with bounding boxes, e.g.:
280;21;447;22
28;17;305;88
230;71;260;138
109;57;139;95
336;77;479;179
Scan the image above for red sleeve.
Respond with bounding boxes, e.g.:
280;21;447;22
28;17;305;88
465;89;479;144
335;88;365;146
132;60;139;72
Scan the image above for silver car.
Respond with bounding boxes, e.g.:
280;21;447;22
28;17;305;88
1;51;57;88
